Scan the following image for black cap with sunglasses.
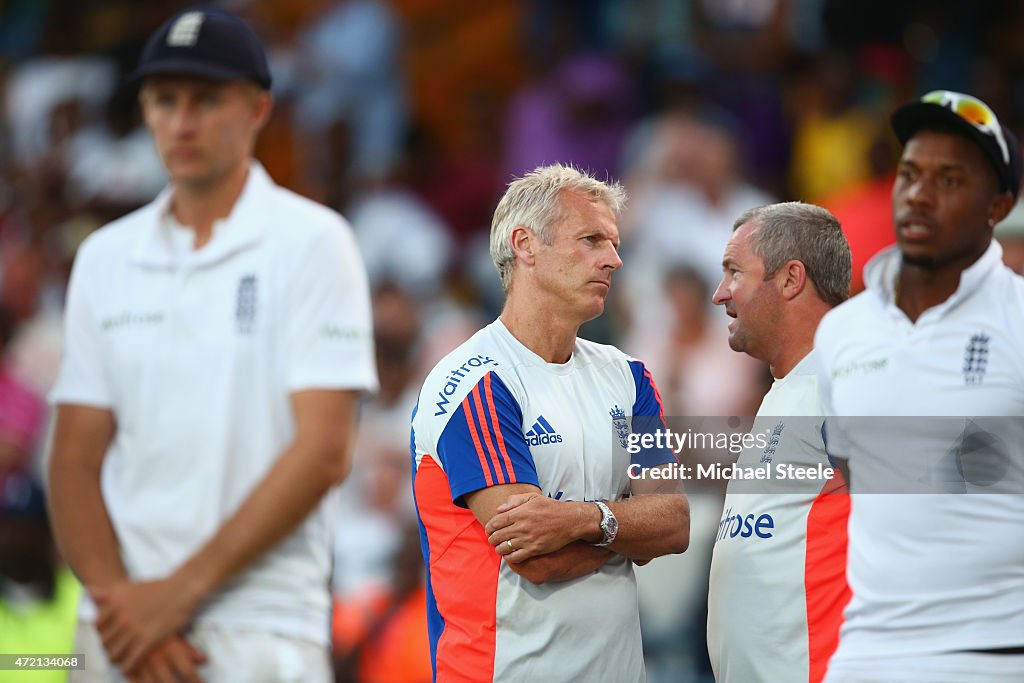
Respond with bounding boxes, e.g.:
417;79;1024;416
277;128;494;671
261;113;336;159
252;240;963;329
891;90;1022;200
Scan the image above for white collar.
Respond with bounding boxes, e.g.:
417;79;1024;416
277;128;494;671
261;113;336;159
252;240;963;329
863;239;1004;317
129;162;273;268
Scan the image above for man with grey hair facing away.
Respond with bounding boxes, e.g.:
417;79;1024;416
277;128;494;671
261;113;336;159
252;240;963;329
410;163;690;682
708;202;853;683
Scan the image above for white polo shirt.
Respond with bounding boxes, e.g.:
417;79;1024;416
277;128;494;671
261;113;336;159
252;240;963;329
815;241;1024;668
51;163;378;645
707;352;850;683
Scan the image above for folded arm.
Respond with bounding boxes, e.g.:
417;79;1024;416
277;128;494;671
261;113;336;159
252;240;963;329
485;464;689;565
464;484;614;584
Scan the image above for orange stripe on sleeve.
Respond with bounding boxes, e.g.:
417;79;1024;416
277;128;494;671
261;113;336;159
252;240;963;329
471;384;508;485
643;367;667;419
462;395;495;487
483;373;518;484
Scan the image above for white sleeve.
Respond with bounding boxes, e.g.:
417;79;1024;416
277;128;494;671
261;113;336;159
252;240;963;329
814;317;849;461
49;241;114;408
285;220;378;393
811;336;835;418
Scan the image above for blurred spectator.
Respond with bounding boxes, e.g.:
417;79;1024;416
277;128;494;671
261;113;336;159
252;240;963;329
624;265;764;418
4;56;118;169
690;0;795;192
332;284;423;647
283;0;406;194
0;242;45;326
821;135;899;293
995;199;1024;275
372;284;423;406
0;307;44;476
0;0;47;64
521;0;614;70
786;52;879;201
332;420;412;608
62;87;167;210
331;421;423;680
1;243;65;397
407;109;503;245
332;525;431;683
0;470;81;683
503;52;636;180
619;108;774;343
350;144;455;298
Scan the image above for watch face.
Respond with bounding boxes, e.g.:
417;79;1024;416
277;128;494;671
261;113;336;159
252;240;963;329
605;515;618;537
601;507;618;539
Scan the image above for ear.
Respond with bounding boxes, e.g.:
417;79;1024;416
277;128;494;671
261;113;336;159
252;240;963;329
251;90;273;131
777;259;807;302
988;192;1016;229
510;225;537;266
138;88;155;130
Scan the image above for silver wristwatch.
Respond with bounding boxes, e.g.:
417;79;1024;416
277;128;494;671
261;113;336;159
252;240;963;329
593;500;619;547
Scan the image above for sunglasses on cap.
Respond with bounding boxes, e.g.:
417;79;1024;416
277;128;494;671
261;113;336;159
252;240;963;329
921;90;1010;165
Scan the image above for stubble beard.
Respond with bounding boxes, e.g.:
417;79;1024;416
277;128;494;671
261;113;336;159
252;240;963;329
901;251;939;269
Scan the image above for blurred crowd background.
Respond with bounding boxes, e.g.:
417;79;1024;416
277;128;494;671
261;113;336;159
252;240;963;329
3;1;1024;682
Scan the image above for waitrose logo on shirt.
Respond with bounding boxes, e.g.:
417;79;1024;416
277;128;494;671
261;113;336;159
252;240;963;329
832;357;888;378
100;311;165;331
716;505;775;541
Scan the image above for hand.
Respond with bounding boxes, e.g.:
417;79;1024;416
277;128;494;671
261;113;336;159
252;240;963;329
126;635;206;683
485;493;593;562
494;492;539;514
92;577;201;673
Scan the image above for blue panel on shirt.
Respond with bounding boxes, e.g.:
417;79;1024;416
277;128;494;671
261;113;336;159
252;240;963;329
629;359;677;469
436;372;539;507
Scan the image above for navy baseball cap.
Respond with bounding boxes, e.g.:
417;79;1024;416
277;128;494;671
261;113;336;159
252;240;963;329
892;90;1022;200
129;8;272;90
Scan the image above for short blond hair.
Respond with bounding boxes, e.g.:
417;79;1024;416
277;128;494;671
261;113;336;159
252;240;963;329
490;164;625;292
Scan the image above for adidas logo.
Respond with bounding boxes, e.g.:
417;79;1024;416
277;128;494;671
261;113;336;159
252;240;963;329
525;415;564;446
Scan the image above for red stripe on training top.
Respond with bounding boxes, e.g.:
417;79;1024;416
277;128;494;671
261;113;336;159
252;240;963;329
415;456;500;683
642;366;672;445
483;373;517;484
804;469;852;683
643;366;667;430
462;395;495;487
471;384;508;485
643;366;667;418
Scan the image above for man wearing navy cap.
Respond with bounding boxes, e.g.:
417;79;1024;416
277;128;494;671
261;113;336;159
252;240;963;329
815;91;1024;681
48;8;377;682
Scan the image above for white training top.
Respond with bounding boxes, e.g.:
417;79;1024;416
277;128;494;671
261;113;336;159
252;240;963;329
815;241;1024;664
50;163;378;645
707;352;850;683
411;319;675;683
